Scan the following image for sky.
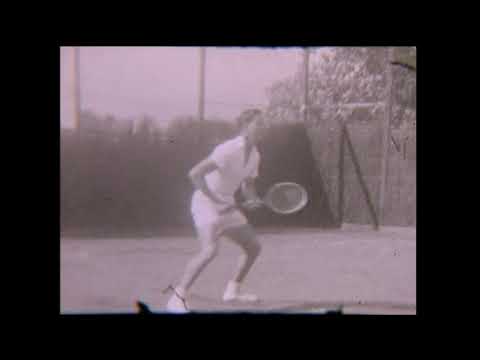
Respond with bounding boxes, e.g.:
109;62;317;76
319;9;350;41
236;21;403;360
60;46;309;128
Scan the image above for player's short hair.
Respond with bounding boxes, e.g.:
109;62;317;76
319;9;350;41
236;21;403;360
236;108;262;130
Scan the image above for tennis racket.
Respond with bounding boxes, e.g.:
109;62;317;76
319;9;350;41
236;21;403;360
221;182;308;215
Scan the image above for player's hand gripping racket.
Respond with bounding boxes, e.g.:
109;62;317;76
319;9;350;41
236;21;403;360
220;182;308;215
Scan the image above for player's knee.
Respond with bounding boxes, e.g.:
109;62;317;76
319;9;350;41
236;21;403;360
249;240;261;257
201;244;218;261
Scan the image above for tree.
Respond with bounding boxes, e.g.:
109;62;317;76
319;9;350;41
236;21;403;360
265;48;390;125
264;76;303;124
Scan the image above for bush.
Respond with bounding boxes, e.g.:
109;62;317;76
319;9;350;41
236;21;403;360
61;116;330;236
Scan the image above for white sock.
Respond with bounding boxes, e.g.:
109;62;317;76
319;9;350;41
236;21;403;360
227;280;240;293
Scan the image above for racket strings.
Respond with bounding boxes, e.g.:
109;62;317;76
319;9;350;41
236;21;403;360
269;185;304;212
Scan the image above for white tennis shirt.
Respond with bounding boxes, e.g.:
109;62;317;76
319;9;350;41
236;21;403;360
206;135;260;202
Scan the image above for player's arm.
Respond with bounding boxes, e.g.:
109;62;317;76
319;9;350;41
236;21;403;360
241;154;262;209
188;158;231;206
241;178;260;202
241;178;263;210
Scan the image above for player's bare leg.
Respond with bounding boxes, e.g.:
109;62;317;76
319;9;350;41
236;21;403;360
166;224;220;312
222;224;262;302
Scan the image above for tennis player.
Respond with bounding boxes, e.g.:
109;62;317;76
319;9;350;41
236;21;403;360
165;109;267;313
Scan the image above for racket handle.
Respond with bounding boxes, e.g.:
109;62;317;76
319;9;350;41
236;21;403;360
219;200;264;214
241;199;265;210
218;204;238;215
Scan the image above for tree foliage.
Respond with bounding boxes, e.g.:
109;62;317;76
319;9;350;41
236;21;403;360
265;47;416;129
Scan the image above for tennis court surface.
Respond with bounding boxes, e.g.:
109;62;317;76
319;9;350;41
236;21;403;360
61;225;416;315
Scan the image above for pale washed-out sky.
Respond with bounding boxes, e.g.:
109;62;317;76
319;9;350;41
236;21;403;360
60;46;313;128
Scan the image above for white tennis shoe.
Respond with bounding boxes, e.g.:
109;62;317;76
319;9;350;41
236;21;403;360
165;286;190;313
223;281;259;302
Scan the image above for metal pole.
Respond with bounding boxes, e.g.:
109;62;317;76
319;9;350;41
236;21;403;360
378;47;394;227
198;47;206;121
73;47;82;130
303;48;310;123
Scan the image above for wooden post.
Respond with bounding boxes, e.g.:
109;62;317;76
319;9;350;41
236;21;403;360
303;48;310;123
198;47;206;122
378;47;394;227
73;47;82;130
337;124;345;226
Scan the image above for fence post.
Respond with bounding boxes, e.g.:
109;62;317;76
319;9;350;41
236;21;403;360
378;47;394;227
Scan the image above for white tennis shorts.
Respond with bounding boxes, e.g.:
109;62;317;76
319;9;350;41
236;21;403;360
191;190;248;232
